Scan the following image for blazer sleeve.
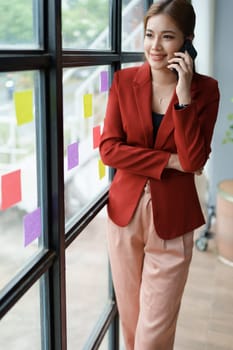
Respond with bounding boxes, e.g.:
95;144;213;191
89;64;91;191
99;72;171;180
172;78;220;172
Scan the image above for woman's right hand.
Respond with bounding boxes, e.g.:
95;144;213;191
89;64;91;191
166;154;184;172
167;154;203;175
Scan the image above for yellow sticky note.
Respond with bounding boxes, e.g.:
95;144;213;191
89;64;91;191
98;159;106;179
14;90;34;125
83;94;93;118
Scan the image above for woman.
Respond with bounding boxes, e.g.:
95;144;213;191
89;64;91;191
99;0;220;349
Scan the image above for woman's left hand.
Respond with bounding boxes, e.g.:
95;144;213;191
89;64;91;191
167;51;194;105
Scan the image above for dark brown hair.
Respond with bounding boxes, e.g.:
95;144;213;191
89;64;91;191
144;0;196;38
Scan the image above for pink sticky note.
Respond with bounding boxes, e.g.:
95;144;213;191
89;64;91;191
1;170;22;210
100;71;108;92
93;125;101;149
67;142;79;170
24;208;41;247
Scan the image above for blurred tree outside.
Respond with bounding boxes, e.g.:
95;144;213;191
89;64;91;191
0;0;109;48
0;0;34;45
62;0;109;48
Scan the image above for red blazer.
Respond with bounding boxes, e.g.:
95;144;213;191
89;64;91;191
99;62;220;239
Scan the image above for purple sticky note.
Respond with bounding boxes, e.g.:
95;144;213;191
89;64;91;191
67;142;79;170
100;71;108;92
24;208;42;247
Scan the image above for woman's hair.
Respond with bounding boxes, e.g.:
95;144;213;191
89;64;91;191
144;0;196;38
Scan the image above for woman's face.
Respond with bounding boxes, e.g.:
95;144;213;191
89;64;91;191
144;14;185;71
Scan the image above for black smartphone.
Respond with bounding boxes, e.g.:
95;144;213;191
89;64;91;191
179;39;197;60
172;39;197;78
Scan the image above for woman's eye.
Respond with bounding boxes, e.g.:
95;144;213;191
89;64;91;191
163;35;174;40
145;32;153;38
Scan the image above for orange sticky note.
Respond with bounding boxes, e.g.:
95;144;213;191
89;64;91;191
1;170;22;210
14;90;34;125
83;94;93;118
98;159;106;179
93;125;101;149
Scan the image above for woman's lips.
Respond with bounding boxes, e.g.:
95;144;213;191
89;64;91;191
150;54;166;61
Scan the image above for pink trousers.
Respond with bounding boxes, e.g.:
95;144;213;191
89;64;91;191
107;182;194;350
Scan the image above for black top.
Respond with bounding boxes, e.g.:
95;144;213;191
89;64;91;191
152;111;164;142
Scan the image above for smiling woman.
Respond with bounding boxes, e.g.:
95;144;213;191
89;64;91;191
99;0;220;349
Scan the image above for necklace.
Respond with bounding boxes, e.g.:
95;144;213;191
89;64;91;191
152;82;176;105
157;96;168;104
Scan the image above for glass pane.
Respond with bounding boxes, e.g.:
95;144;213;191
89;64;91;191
0;280;41;350
62;0;110;50
98;328;110;350
63;66;110;228
122;0;145;51
0;71;42;290
122;61;144;69
0;1;41;49
66;209;109;349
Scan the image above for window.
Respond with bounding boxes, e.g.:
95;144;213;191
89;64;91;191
62;0;110;50
0;1;151;349
0;70;42;289
122;0;145;51
63;66;110;229
0;1;42;49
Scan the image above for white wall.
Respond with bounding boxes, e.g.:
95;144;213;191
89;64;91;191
211;0;233;204
192;0;233;205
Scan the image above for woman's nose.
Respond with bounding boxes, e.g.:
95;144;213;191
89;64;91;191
152;37;162;50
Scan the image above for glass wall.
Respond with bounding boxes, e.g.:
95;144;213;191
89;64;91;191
0;70;42;290
122;0;145;51
63;66;110;228
66;209;109;349
0;281;41;350
62;0;110;50
0;1;150;349
0;1;42;49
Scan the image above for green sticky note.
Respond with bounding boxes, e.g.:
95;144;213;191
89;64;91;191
98;159;106;179
83;94;93;118
14;90;34;125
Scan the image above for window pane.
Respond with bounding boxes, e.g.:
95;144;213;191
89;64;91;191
122;61;144;69
63;66;110;228
62;0;110;50
122;0;145;51
66;209;109;349
0;280;41;350
0;1;41;49
0;71;42;290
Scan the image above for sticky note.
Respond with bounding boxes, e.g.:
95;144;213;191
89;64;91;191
1;170;22;210
98;159;106;179
93;125;101;149
83;94;93;118
100;71;108;92
14;90;34;125
24;207;42;247
67;142;79;170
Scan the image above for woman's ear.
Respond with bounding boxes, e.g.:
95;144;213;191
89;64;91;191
186;34;194;42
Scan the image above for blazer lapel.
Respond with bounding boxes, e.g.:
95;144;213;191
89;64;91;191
132;62;154;148
131;64;199;151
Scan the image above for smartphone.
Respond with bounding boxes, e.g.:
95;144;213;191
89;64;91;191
172;39;197;78
180;39;197;60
